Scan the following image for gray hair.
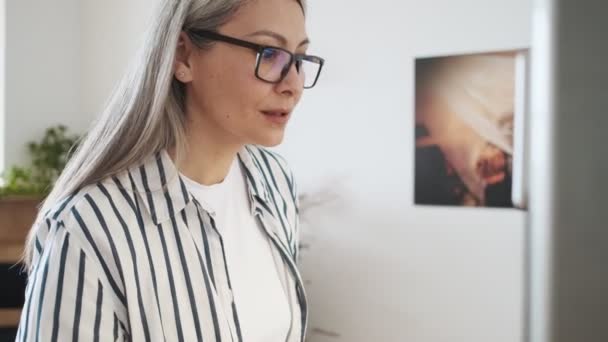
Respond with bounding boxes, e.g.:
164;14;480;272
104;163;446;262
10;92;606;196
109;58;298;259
23;0;306;270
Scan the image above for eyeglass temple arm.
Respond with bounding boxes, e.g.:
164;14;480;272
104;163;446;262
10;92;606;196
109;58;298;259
188;29;264;52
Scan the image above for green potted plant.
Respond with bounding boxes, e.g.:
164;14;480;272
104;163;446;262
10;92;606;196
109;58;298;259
0;125;79;261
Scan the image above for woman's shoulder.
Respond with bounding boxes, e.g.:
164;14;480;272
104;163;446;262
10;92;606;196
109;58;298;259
26;181;131;317
40;182;95;225
42;173;131;224
35;172;139;257
243;145;297;197
244;145;294;178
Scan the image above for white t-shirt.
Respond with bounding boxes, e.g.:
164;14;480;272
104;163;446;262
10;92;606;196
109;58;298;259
181;157;291;342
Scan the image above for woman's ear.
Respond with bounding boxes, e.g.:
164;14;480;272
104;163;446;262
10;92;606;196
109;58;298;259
174;31;194;83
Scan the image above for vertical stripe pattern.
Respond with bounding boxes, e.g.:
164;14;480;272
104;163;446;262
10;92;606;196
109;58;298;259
16;145;307;341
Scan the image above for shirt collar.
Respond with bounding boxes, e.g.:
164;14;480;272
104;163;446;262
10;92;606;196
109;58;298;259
129;145;270;225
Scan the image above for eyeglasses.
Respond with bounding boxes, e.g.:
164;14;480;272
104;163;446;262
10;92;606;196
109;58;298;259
187;29;325;89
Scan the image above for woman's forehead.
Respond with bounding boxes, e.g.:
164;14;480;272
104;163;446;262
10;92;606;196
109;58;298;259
224;0;306;41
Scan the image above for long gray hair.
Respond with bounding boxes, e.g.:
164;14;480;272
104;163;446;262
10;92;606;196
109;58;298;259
24;0;306;270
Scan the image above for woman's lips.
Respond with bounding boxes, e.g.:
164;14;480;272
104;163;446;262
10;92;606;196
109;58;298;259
261;110;290;124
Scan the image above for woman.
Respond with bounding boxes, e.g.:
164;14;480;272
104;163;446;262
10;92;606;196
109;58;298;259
16;0;324;340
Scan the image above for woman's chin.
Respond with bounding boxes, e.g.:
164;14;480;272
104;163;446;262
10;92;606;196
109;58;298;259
252;131;285;147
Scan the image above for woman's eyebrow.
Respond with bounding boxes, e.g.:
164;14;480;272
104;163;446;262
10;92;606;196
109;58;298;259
246;30;310;48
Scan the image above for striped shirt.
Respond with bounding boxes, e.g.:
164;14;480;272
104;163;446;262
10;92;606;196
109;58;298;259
15;145;307;342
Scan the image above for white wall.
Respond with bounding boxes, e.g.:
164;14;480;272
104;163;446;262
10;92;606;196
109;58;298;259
80;0;159;119
4;0;82;169
2;0;157;171
0;1;5;172
273;0;531;341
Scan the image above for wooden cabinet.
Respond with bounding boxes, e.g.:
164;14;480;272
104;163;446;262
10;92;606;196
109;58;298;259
0;196;41;329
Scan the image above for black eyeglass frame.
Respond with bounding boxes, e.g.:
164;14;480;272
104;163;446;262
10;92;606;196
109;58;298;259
187;29;325;89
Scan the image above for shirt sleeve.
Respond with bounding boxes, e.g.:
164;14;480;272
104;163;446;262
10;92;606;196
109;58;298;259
15;221;128;342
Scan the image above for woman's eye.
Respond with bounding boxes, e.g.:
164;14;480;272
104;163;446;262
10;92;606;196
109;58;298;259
261;49;279;60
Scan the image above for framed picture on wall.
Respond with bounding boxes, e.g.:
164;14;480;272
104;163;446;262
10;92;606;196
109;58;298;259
414;49;529;208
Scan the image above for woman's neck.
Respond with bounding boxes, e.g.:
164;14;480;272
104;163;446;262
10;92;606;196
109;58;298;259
169;117;243;186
